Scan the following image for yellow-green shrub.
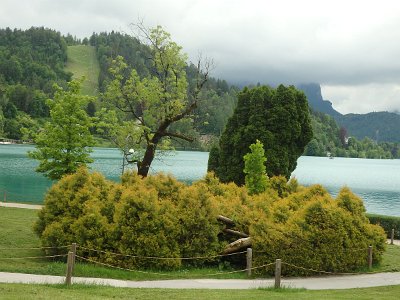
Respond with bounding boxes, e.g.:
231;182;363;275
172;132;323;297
36;169;386;275
176;184;224;265
112;183;181;269
34;167;113;254
251;186;386;275
36;170;224;270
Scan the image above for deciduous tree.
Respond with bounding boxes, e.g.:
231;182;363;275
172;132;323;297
29;79;94;180
103;24;210;176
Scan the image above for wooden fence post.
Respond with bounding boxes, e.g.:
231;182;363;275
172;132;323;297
391;229;394;245
274;259;281;289
65;251;75;285
368;245;373;269
246;248;252;277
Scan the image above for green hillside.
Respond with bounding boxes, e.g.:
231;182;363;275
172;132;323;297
65;45;99;96
337;112;400;143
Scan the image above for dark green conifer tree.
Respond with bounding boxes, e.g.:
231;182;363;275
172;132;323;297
208;85;312;184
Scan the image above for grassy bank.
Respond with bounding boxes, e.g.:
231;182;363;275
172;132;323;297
1;283;400;300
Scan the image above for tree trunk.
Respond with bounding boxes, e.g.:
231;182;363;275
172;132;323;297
137;143;156;177
223;229;249;238
217;215;236;227
223;237;252;254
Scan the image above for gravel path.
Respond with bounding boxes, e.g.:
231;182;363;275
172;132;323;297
0;202;42;210
2;271;400;290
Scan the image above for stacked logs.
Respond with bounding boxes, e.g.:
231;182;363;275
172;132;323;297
217;215;252;254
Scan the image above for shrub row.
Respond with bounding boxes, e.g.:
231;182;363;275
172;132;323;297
367;214;400;239
35;168;386;275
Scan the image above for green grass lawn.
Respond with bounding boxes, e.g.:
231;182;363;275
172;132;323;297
65;45;100;96
1;283;400;300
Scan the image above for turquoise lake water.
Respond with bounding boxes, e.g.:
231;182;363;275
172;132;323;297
1;144;400;216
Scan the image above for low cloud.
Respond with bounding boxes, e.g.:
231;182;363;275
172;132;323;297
323;83;400;114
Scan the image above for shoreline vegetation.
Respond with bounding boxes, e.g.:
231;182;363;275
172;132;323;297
1;140;400;159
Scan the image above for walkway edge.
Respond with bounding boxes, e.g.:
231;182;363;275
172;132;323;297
0;202;42;210
2;271;400;290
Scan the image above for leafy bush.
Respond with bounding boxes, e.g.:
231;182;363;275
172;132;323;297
35;169;386;275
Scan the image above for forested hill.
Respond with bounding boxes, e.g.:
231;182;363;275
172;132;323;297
305;110;400;159
0;27;71;139
0;28;237;145
337;112;400;143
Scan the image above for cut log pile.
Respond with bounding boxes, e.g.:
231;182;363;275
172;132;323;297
217;215;252;254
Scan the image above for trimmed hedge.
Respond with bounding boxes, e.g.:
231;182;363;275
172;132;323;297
35;168;386;275
367;214;400;239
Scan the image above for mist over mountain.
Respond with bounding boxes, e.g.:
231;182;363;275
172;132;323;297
297;83;342;118
298;83;400;143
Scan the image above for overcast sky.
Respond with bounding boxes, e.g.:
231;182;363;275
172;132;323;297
1;0;400;114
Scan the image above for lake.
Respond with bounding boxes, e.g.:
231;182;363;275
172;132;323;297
1;144;400;217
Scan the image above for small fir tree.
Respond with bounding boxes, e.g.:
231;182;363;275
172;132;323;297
243;140;269;195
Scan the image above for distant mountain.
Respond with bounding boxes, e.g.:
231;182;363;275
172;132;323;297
298;83;400;143
337;112;400;143
297;83;342;117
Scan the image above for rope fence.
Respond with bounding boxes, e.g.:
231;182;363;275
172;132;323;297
282;261;363;276
0;244;70;260
253;247;367;254
0;242;398;287
0;254;68;260
78;245;247;260
68;242;385;286
75;254;276;277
